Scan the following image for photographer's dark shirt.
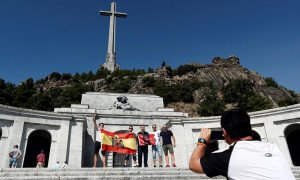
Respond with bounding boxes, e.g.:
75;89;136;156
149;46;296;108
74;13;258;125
160;130;173;145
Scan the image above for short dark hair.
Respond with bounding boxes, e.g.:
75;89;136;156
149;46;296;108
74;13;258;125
14;145;18;148
220;109;252;139
99;123;104;127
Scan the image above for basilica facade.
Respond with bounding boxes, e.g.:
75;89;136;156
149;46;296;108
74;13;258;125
0;92;299;168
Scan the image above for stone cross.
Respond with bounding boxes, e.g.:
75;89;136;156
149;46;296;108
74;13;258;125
99;2;127;72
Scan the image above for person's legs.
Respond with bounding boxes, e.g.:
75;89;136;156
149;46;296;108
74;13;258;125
93;154;98;168
157;145;163;167
168;145;176;167
9;158;13;168
124;154;129;166
143;146;148;167
101;151;106;167
133;154;137;166
138;146;143;167
163;145;170;166
152;145;157;167
93;141;101;167
12;159;17;168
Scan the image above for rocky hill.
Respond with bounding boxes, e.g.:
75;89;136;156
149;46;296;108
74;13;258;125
1;56;298;117
83;56;298;116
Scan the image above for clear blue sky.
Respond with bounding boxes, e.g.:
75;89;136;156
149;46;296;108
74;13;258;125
0;0;299;92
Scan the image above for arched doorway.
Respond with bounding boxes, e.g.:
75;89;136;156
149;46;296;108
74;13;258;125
284;124;300;166
113;130;129;167
23;130;51;167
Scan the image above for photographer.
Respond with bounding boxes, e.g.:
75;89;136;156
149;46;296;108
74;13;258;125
189;109;295;179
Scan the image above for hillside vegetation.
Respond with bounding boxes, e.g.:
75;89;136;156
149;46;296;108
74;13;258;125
0;56;299;117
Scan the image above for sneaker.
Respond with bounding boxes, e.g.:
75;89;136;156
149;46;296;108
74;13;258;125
166;165;170;167
172;164;177;167
159;165;163;167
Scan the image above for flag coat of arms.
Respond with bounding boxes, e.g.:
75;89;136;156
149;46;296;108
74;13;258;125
101;129;137;154
138;133;155;146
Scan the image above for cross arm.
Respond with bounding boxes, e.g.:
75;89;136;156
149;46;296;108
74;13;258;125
115;12;127;18
99;11;112;16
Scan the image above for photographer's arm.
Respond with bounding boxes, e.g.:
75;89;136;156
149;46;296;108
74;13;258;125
189;128;211;174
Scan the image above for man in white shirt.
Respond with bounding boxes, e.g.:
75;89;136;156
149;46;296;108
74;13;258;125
189;109;295;180
92;113;106;167
151;124;163;167
8;145;22;168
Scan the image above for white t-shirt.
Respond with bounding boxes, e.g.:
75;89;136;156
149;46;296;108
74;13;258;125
10;148;21;158
201;141;295;180
96;127;101;143
151;130;161;146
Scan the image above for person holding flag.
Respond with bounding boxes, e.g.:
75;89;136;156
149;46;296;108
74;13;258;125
150;124;163;167
124;126;138;167
92;113;106;168
137;125;150;167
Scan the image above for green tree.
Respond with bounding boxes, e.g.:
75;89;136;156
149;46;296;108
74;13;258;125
222;79;271;112
61;73;72;81
12;78;36;108
265;77;279;88
198;90;225;116
176;64;198;76
142;76;156;87
95;68;111;79
112;79;132;93
0;79;15;105
49;72;61;81
278;98;297;107
56;83;93;108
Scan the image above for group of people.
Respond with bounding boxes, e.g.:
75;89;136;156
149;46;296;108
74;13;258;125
93;114;177;168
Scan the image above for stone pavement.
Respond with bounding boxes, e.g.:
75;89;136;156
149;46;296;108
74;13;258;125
0;167;299;180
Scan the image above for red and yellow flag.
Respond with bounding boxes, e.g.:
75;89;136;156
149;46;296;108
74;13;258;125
101;129;137;154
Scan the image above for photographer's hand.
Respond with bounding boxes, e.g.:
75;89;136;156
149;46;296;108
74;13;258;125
199;128;211;144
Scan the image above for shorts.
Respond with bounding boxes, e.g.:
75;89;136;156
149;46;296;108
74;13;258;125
152;145;162;160
162;144;174;155
95;141;101;154
9;158;17;168
125;154;137;161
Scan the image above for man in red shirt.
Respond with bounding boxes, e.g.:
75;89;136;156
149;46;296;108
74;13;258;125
36;150;45;168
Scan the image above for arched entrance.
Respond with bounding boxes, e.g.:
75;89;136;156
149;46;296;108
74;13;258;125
284;124;300;166
113;130;129;167
23;130;51;167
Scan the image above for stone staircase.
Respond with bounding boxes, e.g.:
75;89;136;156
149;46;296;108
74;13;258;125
0;167;299;180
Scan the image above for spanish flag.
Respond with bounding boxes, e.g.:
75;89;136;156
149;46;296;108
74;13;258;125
101;129;137;154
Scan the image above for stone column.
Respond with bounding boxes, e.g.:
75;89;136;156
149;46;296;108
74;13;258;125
0;125;11;167
53;120;71;166
6;118;25;167
68;119;84;167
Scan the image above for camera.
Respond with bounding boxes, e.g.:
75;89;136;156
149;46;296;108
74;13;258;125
210;131;224;140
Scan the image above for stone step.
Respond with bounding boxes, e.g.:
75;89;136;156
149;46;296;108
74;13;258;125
0;168;299;180
0;175;224;180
